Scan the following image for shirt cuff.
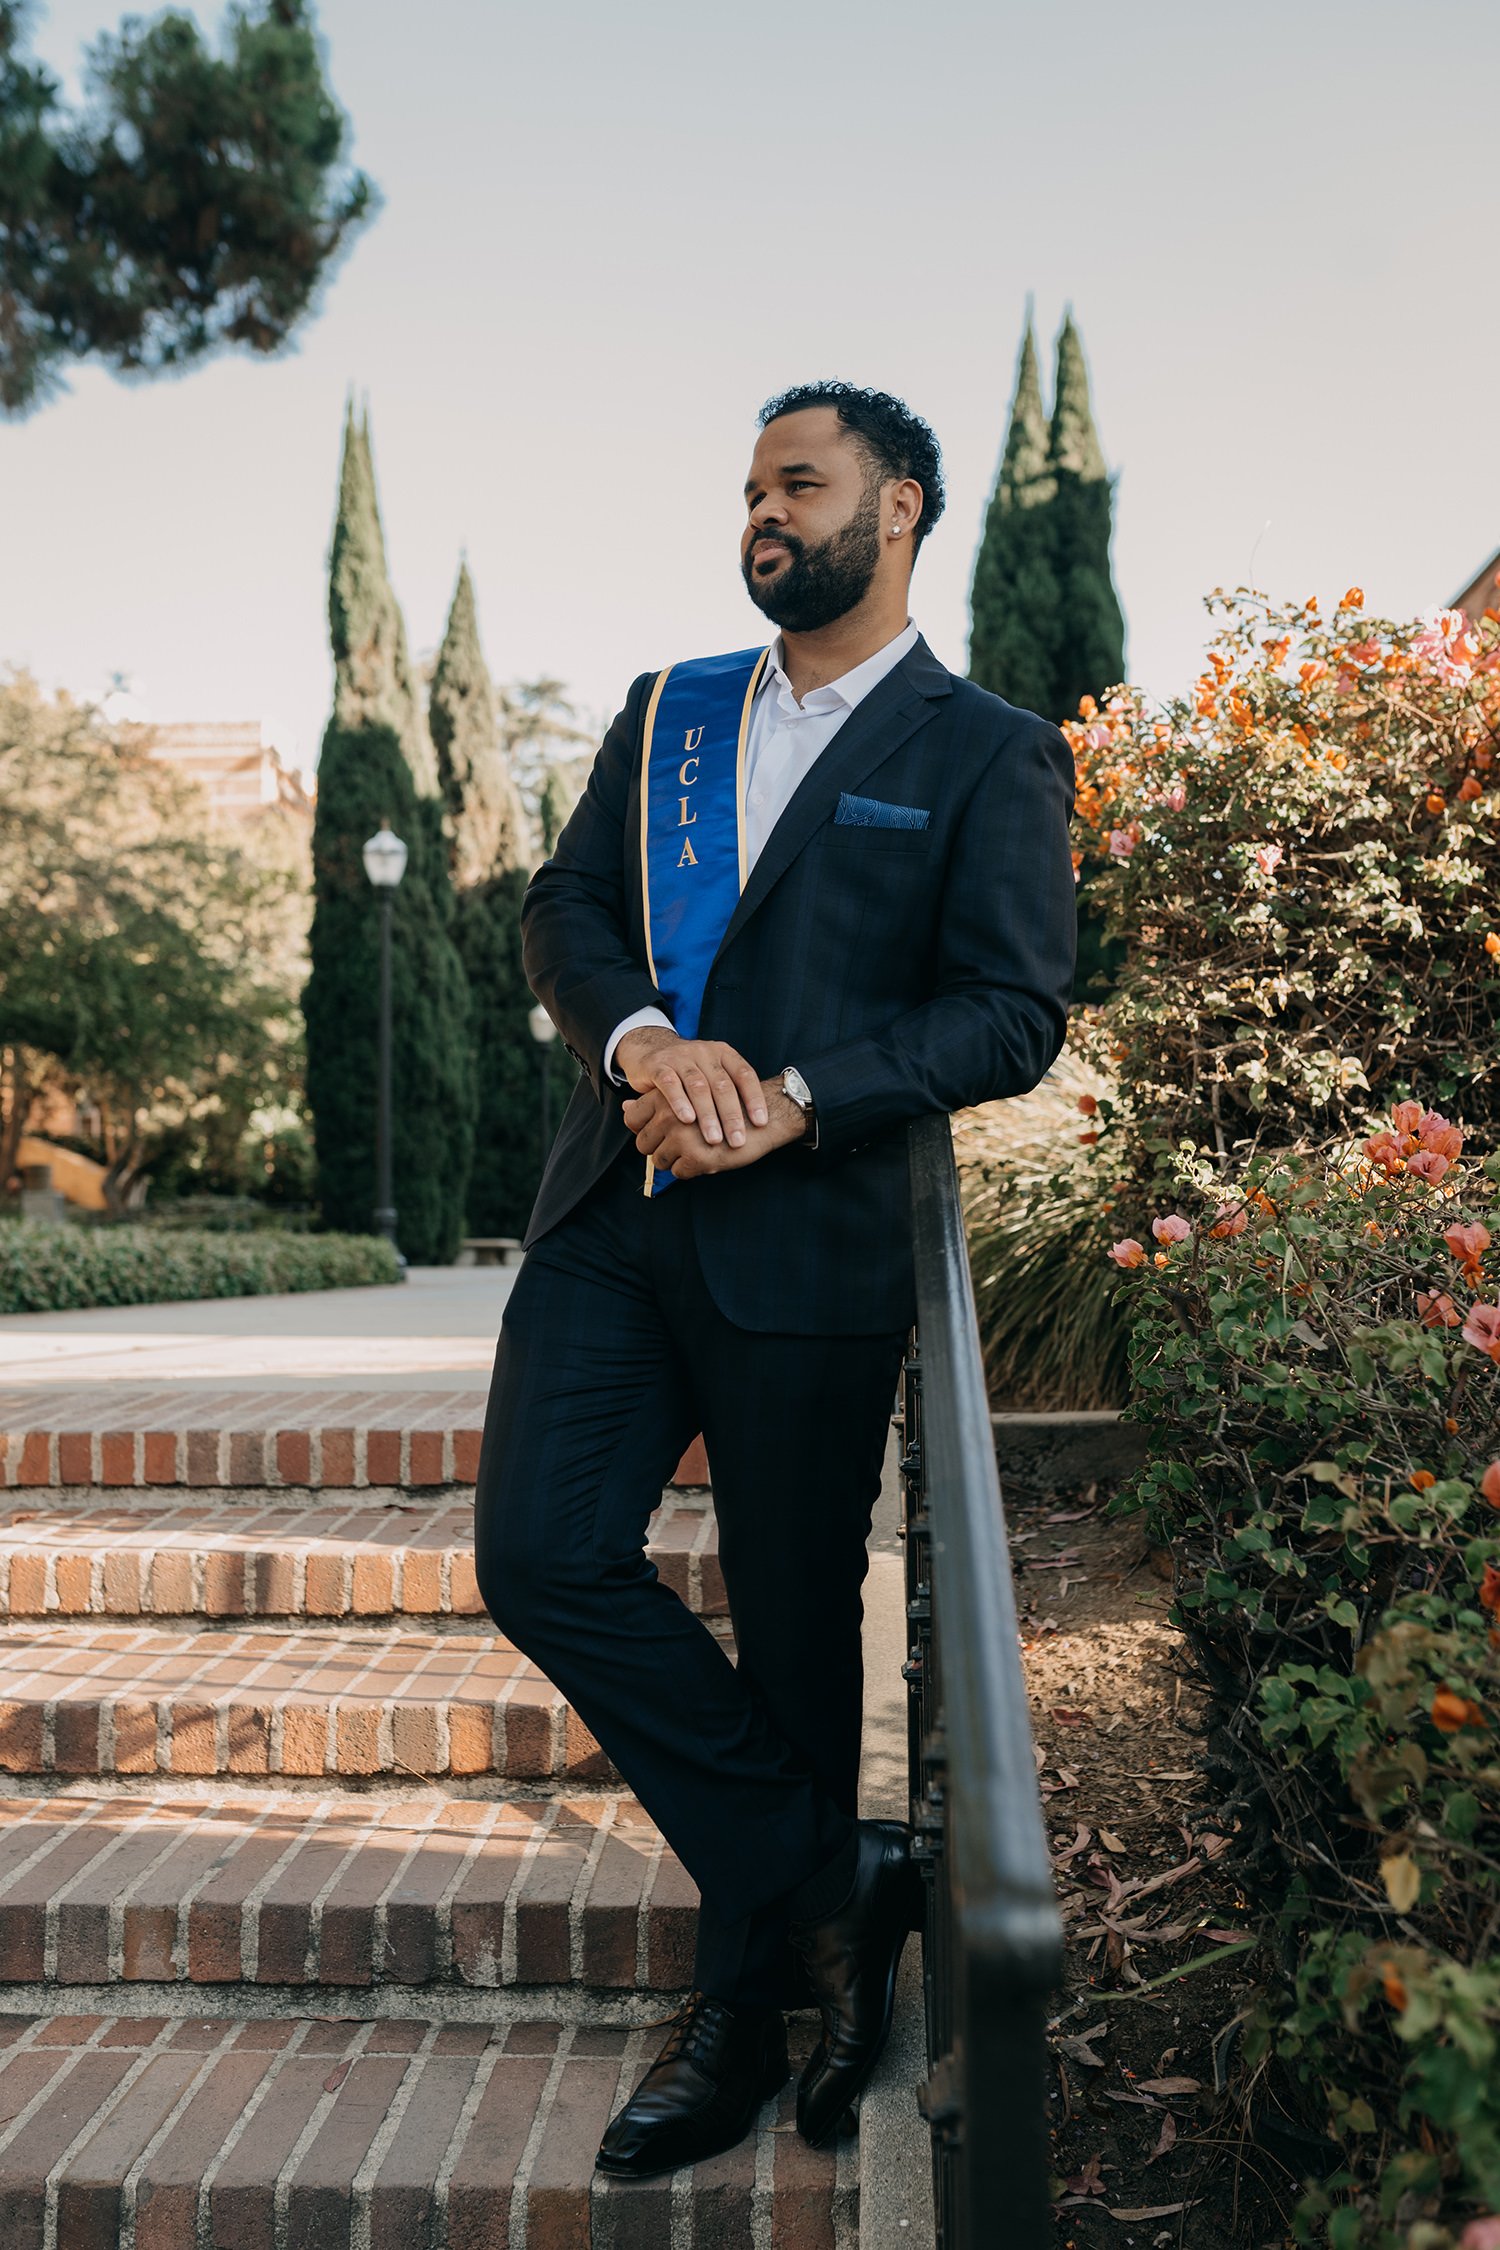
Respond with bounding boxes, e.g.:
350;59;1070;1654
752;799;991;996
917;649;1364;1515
604;1007;674;1085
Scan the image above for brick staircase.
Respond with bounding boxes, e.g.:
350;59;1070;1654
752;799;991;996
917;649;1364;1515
0;1390;855;2245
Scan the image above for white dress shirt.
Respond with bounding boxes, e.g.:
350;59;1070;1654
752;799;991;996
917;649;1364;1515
605;619;921;1080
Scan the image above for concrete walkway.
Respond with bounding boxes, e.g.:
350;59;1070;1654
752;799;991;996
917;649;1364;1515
0;1268;515;1391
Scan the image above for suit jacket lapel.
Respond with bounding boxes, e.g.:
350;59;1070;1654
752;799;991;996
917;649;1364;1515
712;637;953;964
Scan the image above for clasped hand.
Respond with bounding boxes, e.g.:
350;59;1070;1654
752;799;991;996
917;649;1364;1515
615;1028;804;1180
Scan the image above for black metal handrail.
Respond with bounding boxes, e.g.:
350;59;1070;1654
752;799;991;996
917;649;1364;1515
901;1112;1064;2245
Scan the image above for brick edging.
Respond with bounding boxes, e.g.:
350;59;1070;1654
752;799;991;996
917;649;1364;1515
0;1413;710;1493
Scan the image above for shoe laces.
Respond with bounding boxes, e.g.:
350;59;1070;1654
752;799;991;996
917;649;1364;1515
648;1991;736;2071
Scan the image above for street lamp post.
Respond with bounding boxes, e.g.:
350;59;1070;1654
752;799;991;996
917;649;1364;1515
528;1002;559;1162
361;822;408;1255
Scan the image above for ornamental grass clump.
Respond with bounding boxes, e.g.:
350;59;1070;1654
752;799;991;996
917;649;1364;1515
1114;1102;1500;2245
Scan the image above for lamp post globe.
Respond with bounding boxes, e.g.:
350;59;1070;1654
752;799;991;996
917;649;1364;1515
362;822;407;1260
361;823;408;890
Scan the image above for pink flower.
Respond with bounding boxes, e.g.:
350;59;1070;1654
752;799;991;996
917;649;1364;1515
1407;1150;1451;1184
1461;1303;1500;1362
1459;2220;1500;2250
1254;844;1283;875
1151;1214;1192;1244
1417;1290;1461;1329
1109;1239;1146;1269
1419;1110;1463;1159
1412;607;1477;681
1364;1132;1404;1172
1209;1204;1249;1239
1391;1100;1423;1136
1085;723;1113;751
1107;829;1135;859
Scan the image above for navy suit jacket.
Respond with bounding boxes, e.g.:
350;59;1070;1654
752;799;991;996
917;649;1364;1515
520;634;1077;1334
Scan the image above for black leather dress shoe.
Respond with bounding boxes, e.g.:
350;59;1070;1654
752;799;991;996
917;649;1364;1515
595;1992;789;2179
788;1819;915;2147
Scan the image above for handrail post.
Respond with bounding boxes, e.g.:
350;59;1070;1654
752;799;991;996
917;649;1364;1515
902;1113;1064;2246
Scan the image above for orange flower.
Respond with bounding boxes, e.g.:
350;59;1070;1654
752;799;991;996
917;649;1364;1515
1339;587;1365;610
1416;1291;1461;1329
1479;1564;1500;1619
1380;1960;1408;2009
1078;1131;1100;1147
1365;1221;1385;1243
1109;1239;1146;1269
1209;1204;1249;1239
1486;934;1500;958
1391;1100;1423;1136
1364;1132;1404;1172
1305;595;1320;615
1078;694;1098;720
1329;750;1347;769
1427;793;1447;816
1077;1094;1099;1116
1483;1462;1500;1509
1299;661;1328;687
1431;1688;1485;1733
1445;1222;1491;1265
1460;776;1483;802
1410;1470;1436;1492
1420;1121;1463;1160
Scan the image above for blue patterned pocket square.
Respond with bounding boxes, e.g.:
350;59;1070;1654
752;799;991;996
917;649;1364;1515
834;792;931;831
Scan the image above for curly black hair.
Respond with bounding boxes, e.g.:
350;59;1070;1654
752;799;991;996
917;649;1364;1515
757;381;946;553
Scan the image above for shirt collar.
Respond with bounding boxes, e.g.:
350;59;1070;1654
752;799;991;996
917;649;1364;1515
764;619;921;717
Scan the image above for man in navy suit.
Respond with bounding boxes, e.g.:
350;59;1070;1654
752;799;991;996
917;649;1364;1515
473;384;1076;2176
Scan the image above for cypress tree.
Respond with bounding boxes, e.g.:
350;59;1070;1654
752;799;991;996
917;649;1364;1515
454;868;549;1237
303;406;474;1261
428;559;548;1236
430;562;528;887
967;314;1061;720
1049;313;1126;723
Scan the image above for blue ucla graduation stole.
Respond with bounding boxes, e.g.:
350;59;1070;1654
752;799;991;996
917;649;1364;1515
639;645;770;1194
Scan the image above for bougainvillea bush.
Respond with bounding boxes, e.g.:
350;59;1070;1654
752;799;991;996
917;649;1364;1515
1113;1106;1500;2245
968;585;1500;1408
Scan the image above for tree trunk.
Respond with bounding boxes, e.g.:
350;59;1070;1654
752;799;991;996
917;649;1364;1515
0;1046;36;1186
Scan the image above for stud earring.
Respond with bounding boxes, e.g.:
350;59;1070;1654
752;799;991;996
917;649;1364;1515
891;523;902;536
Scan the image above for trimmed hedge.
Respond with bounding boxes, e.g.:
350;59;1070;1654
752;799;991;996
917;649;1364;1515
0;1222;402;1314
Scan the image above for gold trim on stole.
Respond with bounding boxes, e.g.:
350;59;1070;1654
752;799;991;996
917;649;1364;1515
638;649;770;1197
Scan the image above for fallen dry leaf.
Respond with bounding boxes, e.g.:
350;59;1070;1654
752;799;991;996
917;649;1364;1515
1053;2025;1110;2070
322;2060;351;2094
1099;1829;1127;1853
1145;2112;1178;2162
1050;1707;1090;1725
1137;2075;1200;2096
1107;2202;1200;2221
1064;2153;1107;2197
1381;1852;1421;1913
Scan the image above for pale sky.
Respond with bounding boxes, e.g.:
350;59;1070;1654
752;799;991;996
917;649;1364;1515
4;0;1497;780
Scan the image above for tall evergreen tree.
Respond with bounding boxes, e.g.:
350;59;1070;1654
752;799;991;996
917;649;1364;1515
327;403;438;796
430;562;528;887
303;408;473;1261
454;867;550;1237
428;558;547;1236
1048;312;1126;724
967;314;1061;720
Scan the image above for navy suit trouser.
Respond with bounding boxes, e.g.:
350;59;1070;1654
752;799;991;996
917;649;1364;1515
471;1147;905;2007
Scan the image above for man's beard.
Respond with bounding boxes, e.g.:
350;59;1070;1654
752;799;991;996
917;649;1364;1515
741;485;883;632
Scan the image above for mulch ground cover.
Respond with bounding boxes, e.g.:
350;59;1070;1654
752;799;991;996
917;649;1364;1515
1012;1484;1305;2250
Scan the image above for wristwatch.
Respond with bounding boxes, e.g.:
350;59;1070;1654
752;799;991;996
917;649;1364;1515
780;1066;818;1148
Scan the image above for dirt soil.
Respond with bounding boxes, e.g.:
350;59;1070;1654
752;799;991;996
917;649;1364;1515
1010;1485;1300;2250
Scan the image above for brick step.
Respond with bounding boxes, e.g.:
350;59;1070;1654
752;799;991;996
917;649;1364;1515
0;1384;711;1493
0;1627;618;1784
0;1793;697;1991
0;1493;725;1623
0;2010;849;2248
